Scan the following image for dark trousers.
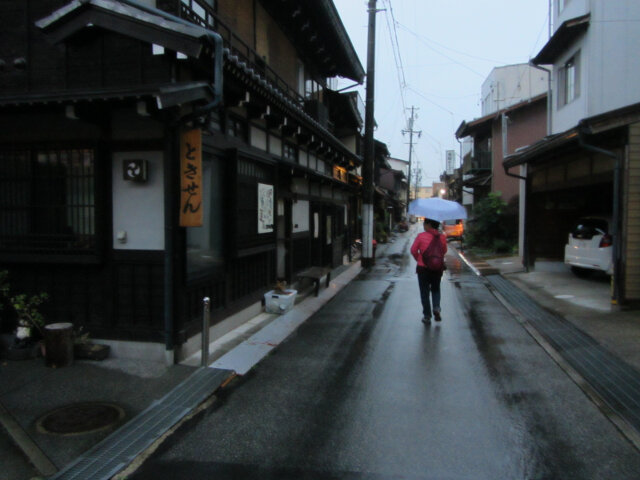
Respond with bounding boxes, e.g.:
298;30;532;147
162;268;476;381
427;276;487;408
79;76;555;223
417;268;442;318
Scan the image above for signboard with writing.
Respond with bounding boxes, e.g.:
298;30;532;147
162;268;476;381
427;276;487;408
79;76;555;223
333;165;348;183
179;129;203;227
257;183;274;233
446;150;455;175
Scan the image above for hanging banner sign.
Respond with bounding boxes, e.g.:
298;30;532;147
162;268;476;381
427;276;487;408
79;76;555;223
257;183;274;233
446;150;455;175
179;129;203;227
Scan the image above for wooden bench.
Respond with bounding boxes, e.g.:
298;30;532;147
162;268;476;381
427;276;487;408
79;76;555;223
296;267;332;297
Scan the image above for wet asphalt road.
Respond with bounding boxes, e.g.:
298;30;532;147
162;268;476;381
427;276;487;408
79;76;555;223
130;233;640;479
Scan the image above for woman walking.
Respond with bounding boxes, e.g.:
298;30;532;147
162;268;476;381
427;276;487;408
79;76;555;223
410;218;447;325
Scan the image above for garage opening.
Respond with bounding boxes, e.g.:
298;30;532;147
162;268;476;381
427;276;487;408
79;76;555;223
529;182;614;260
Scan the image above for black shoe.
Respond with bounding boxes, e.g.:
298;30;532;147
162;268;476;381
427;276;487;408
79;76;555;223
434;311;441;322
422;317;431;325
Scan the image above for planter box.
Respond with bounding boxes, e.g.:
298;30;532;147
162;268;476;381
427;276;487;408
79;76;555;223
264;289;297;314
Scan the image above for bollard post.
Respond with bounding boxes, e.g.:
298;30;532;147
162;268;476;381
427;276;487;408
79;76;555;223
201;297;211;367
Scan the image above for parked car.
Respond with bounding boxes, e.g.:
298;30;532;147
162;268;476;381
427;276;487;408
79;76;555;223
564;216;613;276
443;219;464;240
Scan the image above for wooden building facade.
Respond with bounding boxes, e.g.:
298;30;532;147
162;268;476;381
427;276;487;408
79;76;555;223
0;0;365;361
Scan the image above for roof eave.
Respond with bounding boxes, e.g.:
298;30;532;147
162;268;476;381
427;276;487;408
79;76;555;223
532;13;590;65
36;0;210;58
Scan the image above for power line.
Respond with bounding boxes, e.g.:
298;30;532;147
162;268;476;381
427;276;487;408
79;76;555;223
402;106;421;204
394;21;510;66
405;86;454;116
386;0;406;86
381;0;408;118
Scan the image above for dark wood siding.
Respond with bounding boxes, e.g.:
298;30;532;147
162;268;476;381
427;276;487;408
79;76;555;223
292;235;311;273
0;0;176;97
111;251;165;341
2;264;105;334
2;251;166;341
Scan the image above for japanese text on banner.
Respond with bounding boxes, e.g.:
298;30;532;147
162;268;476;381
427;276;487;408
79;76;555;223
180;129;203;227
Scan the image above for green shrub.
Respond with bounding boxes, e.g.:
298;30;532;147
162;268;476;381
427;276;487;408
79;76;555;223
466;192;517;253
492;239;514;254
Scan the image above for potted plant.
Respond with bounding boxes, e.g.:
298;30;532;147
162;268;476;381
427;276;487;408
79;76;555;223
0;270;49;359
7;291;49;360
73;326;111;361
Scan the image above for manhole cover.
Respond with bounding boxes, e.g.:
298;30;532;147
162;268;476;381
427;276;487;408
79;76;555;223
37;402;125;435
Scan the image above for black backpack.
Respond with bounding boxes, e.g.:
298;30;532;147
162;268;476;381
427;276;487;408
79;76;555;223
422;233;445;272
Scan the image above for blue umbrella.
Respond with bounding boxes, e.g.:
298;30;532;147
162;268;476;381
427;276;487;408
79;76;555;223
408;198;467;222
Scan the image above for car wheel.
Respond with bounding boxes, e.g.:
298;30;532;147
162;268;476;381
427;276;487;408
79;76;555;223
571;266;594;278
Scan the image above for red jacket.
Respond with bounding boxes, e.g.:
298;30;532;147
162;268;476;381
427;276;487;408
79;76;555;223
411;230;447;268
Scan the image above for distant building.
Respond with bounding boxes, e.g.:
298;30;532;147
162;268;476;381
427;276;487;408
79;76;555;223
481;64;549;116
456;94;547;206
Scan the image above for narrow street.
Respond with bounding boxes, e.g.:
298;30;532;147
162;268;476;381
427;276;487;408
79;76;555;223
129;232;640;479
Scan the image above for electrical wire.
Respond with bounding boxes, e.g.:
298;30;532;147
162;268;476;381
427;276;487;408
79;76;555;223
381;0;408;122
394;21;509;66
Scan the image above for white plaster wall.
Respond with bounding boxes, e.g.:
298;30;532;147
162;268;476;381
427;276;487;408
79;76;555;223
388;158;409;176
299;149;308;167
587;1;640;116
551;0;640;134
340;135;358;154
556;0;589;26
250;126;267;151
292;200;309;233
481;64;548;116
269;135;282;156
112;151;164;250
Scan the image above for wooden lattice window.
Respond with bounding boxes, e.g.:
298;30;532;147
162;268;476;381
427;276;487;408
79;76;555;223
0;149;97;257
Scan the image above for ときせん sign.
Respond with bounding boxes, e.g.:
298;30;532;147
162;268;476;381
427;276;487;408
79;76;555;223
180;129;203;227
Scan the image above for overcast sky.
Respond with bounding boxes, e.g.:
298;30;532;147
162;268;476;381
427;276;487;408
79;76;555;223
333;0;550;186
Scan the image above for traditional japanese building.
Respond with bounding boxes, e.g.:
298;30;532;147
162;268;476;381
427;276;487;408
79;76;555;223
0;0;365;362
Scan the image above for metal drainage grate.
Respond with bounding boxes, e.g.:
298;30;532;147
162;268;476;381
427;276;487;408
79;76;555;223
49;367;233;480
486;274;640;435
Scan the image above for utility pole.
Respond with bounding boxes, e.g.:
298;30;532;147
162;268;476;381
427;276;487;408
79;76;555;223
402;106;421;213
361;0;378;268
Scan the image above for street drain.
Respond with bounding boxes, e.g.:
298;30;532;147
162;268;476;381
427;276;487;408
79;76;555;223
37;402;125;435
